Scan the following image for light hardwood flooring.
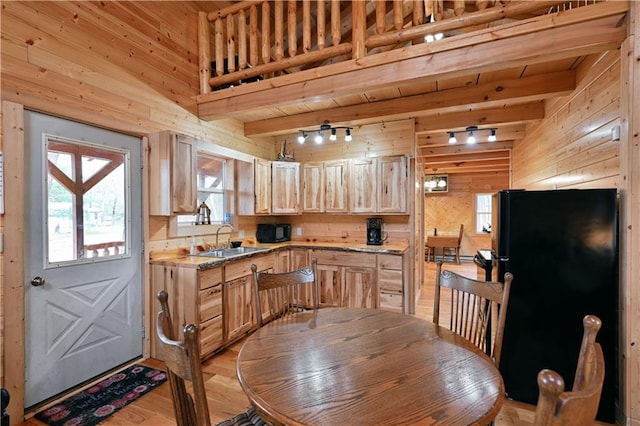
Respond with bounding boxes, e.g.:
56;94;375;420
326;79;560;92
20;260;604;426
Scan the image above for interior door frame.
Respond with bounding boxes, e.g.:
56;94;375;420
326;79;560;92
1;101;152;421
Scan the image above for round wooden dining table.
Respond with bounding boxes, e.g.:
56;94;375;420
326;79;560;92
236;307;505;426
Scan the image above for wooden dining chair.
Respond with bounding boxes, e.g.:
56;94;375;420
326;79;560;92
534;315;605;426
156;290;265;426
453;223;464;264
433;261;513;367
156;290;211;426
252;257;319;328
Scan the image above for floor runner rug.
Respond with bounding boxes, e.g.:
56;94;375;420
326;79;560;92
35;364;167;426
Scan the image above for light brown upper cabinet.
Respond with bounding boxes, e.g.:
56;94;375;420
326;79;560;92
272;161;300;214
378;155;407;213
302;160;349;214
324;160;349;213
254;159;272;215
350;158;378;213
148;131;197;215
349;156;407;214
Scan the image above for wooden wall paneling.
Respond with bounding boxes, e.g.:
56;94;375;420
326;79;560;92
288;119;415;163
1;100;25;421
513;49;621;189
620;7;640;422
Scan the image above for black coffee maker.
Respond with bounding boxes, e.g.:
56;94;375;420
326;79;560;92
367;218;383;245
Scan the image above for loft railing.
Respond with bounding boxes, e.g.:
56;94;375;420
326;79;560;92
197;0;604;95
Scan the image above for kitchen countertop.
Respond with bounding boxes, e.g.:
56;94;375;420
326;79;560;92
150;241;409;270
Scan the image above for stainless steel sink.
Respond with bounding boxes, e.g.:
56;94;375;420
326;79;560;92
197;246;269;258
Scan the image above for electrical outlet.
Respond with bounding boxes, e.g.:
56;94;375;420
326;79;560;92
296;227;302;236
238;230;245;239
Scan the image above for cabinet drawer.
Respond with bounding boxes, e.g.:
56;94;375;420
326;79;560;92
225;254;275;281
199;267;222;290
378;269;403;293
379;292;403;313
377;254;403;270
200;285;222;321
312;250;376;267
200;315;223;357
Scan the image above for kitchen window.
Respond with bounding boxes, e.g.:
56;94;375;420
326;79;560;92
170;153;235;238
475;193;492;233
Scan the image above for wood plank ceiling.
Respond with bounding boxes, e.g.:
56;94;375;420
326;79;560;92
197;1;626;175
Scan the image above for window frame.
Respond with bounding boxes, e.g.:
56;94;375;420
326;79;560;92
475;193;493;234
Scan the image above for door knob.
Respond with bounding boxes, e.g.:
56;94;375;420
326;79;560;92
30;276;45;287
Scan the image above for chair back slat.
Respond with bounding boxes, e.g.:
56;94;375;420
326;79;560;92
534;315;605;426
434;261;513;367
253;258;319;328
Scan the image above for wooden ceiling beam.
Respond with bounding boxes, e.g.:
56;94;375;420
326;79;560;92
415;102;544;133
418;124;525;146
422;158;511;174
244;70;574;136
196;5;626;120
423;150;511;163
419;140;514;155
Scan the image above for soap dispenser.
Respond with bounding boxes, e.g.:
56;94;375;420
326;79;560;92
189;236;197;255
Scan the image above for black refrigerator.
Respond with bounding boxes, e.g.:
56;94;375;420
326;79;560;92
492;189;618;423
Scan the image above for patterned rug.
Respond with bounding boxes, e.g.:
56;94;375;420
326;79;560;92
35;364;167;426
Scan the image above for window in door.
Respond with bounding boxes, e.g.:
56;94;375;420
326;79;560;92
46;135;129;265
475;193;492;233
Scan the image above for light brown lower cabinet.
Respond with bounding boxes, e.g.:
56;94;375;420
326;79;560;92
150;264;224;360
312;250;378;309
224;253;275;342
149;248;406;360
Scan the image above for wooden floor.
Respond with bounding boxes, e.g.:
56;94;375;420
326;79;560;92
19;260;602;425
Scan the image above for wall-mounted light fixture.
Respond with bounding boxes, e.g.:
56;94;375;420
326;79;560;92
447;126;497;144
424;174;448;193
298;122;353;144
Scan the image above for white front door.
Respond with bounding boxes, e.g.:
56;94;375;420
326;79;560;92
24;111;143;408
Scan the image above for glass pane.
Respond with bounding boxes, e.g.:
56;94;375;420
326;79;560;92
46;137;128;264
177;154;226;225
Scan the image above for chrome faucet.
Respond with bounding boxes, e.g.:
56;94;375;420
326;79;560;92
215;224;234;249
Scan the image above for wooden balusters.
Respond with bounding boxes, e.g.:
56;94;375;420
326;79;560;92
227;14;236;72
262;1;271;64
288;0;297;57
375;0;386;34
317;0;326;50
413;0;425;25
331;0;341;46
274;0;283;60
238;9;247;70
249;5;259;66
352;0;366;59
303;0;311;53
454;0;466;16
214;18;224;76
197;11;211;94
393;0;403;30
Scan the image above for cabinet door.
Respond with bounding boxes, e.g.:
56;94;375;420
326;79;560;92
148;131;197;215
224;275;255;342
291;248;309;270
302;162;324;213
316;263;341;307
342;267;377;309
172;133;198;213
378;155;407;213
324;160;349;213
275;249;291;273
254;159;272;214
272;161;300;214
350;158;377;213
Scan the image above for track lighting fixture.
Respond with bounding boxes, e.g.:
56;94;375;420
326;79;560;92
446;126;498;144
297;122;354;144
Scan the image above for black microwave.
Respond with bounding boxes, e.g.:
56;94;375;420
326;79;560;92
256;223;291;243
